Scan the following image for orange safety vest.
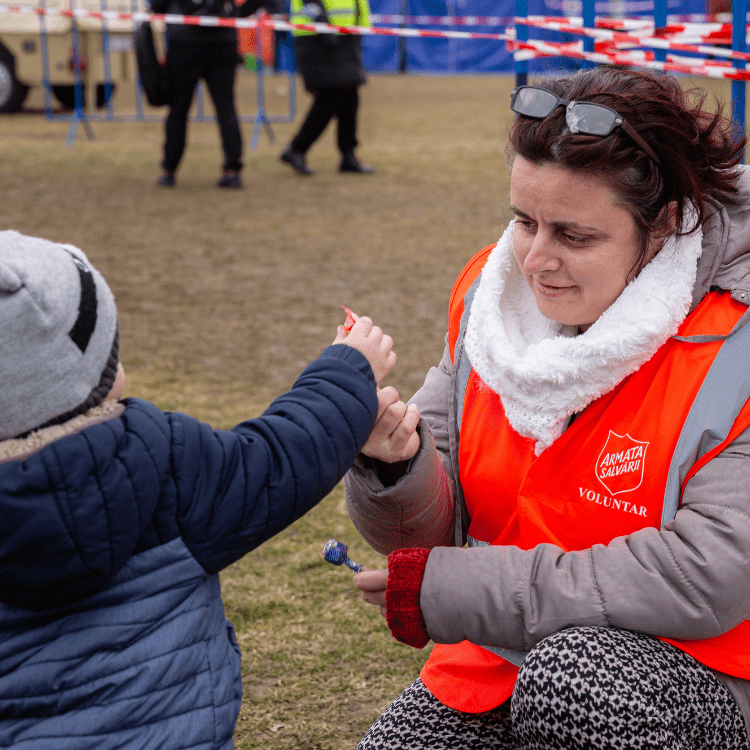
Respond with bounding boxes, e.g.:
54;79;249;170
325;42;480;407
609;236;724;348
421;245;750;714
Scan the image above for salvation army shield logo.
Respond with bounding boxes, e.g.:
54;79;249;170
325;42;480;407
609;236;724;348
595;431;649;496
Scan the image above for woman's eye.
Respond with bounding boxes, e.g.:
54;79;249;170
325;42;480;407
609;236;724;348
562;233;589;245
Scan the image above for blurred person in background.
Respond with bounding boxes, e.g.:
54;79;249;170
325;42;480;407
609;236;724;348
151;0;272;188
279;0;373;176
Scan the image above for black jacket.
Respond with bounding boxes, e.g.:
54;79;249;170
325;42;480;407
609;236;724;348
295;33;365;92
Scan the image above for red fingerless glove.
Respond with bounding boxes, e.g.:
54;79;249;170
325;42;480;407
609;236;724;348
385;547;431;649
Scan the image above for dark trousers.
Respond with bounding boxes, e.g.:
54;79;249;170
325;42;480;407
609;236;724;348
162;42;243;173
357;627;750;750
291;87;359;155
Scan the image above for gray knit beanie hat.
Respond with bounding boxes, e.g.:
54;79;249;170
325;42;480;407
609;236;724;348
0;230;119;440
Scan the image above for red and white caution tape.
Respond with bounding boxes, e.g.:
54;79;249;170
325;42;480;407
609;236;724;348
0;5;516;39
524;13;745;42
516;16;750;62
1;3;746;81
525;14;652;30
369;12;735;27
510;33;750;79
370;12;737;28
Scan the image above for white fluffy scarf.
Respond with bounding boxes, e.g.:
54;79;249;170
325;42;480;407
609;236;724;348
464;218;704;454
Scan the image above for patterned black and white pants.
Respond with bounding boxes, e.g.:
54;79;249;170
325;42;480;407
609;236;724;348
357;626;750;750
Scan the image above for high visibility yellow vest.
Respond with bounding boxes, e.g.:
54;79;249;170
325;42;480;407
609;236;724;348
289;0;370;36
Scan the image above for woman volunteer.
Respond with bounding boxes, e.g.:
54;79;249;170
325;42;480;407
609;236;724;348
344;65;750;749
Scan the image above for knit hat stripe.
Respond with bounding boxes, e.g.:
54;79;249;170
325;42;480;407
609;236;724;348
65;250;98;354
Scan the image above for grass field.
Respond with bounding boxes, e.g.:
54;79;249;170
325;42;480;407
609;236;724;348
0;68;741;748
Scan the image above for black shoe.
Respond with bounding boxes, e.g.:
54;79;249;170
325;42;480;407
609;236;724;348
217;171;243;189
157;172;175;187
280;146;313;176
339;152;374;174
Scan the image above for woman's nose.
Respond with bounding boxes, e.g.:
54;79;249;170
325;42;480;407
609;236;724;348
523;232;560;273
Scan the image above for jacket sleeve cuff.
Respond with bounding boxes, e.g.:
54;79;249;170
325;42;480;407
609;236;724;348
386;547;431;649
318;344;376;386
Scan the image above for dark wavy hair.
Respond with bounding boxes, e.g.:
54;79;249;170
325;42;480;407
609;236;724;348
507;66;746;270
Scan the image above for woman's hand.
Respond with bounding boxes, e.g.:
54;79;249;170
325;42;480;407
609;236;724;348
353;568;388;619
361;386;420;463
354;551;431;649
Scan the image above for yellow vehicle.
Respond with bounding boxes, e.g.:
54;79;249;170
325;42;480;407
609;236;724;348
0;0;145;112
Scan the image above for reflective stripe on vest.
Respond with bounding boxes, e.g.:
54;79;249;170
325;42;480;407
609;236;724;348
663;304;750;520
454;276;480;438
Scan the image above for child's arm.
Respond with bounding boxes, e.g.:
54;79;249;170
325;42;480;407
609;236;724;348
169;317;395;573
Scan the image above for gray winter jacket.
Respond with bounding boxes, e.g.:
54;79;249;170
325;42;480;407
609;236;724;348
345;166;750;734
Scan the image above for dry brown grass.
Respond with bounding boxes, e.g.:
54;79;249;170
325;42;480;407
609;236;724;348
1;71;514;421
0;70;740;748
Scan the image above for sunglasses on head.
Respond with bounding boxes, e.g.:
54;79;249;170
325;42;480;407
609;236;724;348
510;85;661;167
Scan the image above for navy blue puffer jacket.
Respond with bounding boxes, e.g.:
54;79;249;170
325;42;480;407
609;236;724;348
0;344;377;749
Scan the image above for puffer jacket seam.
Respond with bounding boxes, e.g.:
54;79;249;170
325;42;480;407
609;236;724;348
660;538;721;629
298;404;330;502
81;433;116;575
703;201;729;295
11;740;212;749
11;659;213;705
139;406;180;547
329;385;363;442
41;448;98;581
263;390;360;522
296;371;368;445
8;702;219;742
14;606;213;681
268;418;299;525
587;548;612;628
398;503;407;548
300;386;360;466
101;420;142;534
729;269;750;295
166;414;183;548
519;552;532;649
132;402;171;464
663;503;750;629
205;429;226;541
201;577;220;750
94;409;165;558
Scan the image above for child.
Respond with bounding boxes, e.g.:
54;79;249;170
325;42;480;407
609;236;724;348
0;230;395;748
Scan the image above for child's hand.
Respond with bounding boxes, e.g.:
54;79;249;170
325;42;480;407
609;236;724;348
333;316;396;385
361;386;420;462
353;568;388;619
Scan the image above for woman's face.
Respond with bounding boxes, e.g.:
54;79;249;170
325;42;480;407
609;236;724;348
510;156;661;331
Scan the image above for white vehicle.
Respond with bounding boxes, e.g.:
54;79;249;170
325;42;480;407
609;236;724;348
0;0;146;112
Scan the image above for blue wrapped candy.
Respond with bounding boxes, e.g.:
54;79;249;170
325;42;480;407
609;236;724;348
322;538;363;572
